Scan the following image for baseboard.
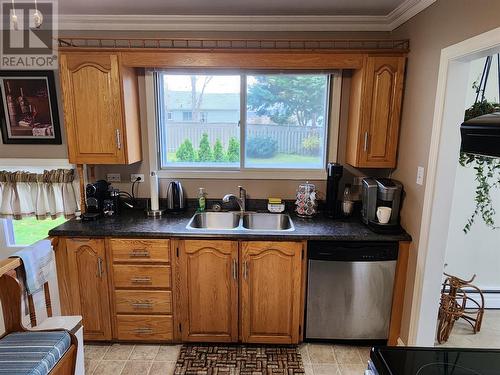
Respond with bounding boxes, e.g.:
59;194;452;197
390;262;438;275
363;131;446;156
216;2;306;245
462;288;500;309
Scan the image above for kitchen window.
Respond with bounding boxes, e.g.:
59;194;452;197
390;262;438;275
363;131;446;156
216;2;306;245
154;71;339;178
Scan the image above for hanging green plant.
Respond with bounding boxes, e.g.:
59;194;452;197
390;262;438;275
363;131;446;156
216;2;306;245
460;99;500;233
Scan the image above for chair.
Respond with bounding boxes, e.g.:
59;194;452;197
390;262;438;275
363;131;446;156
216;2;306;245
0;259;78;374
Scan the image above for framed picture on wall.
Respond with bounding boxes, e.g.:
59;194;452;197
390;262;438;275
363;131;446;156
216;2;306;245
0;70;61;144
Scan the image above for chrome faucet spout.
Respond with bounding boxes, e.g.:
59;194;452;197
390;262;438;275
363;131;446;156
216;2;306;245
223;186;246;213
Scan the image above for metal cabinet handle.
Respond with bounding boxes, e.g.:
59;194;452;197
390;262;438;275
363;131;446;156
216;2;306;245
131;277;152;284
363;131;369;152
115;128;122;150
232;259;237;280
97;257;103;278
243;261;248;280
129;249;150;258
134;327;153;334
131;301;153;309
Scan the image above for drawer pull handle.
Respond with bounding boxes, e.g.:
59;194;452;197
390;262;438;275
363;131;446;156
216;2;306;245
131;301;153;309
131;277;152;284
129;249;150;258
134;328;153;334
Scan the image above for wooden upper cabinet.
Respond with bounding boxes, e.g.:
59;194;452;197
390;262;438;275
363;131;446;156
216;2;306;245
240;241;303;344
346;55;406;168
65;238;112;340
59;52;141;164
178;240;239;342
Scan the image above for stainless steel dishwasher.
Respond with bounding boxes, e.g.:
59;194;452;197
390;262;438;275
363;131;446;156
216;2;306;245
305;241;398;341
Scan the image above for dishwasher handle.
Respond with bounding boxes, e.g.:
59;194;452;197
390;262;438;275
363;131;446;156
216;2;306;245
308;241;398;262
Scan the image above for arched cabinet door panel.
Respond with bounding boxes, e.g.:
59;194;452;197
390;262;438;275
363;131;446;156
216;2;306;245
66;238;112;341
240;241;303;344
178;240;238;342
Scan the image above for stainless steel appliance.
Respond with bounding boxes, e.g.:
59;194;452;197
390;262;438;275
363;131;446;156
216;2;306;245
325;163;343;218
362;178;403;234
166;180;185;213
305;241;397;340
367;346;500;375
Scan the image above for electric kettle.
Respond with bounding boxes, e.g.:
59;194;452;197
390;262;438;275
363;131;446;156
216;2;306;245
166;181;185;213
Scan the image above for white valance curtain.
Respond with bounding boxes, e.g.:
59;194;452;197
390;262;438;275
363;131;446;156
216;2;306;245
0;169;80;220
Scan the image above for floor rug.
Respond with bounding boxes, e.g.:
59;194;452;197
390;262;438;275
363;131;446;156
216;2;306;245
174;344;305;374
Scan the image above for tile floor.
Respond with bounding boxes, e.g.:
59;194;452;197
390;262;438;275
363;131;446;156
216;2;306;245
437;309;500;349
84;343;370;375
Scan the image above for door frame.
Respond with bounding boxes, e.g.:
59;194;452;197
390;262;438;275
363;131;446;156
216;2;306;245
408;26;500;346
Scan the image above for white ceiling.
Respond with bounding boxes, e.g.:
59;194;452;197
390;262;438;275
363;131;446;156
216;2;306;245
58;0;437;31
59;0;406;16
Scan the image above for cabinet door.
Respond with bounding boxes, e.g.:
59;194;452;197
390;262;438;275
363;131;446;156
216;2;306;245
66;238;112;340
178;240;238;342
240;241;303;344
360;56;405;168
60;53;125;164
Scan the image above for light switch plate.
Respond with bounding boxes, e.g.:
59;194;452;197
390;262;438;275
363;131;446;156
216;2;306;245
130;174;145;182
106;173;121;182
416;166;425;185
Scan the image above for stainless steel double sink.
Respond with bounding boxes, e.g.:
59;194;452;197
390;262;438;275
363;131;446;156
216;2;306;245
186;211;295;232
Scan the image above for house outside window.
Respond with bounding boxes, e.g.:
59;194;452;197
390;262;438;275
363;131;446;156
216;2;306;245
155;72;334;174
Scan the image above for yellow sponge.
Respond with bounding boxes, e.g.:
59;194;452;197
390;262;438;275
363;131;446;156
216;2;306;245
268;197;282;204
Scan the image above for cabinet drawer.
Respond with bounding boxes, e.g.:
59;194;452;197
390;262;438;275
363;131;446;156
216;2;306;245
115;290;172;314
110;239;170;263
113;265;171;288
116;315;173;341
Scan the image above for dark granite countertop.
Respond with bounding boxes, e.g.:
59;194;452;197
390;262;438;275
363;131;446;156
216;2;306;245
48;209;412;242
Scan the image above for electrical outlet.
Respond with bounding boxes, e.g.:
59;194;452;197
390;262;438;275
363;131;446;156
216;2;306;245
130;174;145;183
106;173;121;182
416;166;425;185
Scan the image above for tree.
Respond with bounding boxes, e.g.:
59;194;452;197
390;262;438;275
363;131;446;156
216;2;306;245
198;133;213;162
247;75;327;126
190;76;213;122
213;138;225;162
226;137;240;162
176;139;196;161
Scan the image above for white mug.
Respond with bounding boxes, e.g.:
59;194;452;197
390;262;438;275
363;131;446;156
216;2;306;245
376;206;392;224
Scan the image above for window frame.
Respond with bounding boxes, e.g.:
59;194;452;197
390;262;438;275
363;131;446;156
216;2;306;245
145;70;342;180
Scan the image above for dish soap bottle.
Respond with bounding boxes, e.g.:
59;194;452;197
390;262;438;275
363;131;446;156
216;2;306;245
197;187;206;212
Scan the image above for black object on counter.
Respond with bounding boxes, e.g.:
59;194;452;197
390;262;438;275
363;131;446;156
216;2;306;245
369;346;500;374
325;163;343;219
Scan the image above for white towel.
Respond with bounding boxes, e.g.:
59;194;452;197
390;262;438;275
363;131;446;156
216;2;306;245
10;239;54;295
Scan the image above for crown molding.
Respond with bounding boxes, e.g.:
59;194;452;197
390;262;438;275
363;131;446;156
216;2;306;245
58;0;437;32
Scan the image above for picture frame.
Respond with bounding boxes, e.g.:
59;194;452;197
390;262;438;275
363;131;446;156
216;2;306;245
0;70;61;144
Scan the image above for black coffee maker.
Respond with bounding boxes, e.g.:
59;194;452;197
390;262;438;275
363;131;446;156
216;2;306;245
83;180;119;220
325;163;344;218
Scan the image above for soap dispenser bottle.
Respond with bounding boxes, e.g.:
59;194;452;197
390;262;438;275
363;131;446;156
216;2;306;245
197;188;206;212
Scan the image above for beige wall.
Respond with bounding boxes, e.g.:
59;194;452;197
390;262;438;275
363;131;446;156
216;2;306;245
391;0;500;344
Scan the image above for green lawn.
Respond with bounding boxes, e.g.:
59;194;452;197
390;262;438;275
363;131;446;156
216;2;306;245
12;216;67;245
166;152;320;167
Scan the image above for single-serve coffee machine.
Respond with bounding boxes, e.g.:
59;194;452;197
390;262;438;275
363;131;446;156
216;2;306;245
362;178;403;232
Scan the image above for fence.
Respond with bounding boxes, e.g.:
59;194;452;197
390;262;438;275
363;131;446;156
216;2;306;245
165;122;322;155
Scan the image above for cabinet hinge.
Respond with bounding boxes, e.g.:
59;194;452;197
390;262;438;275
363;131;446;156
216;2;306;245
179;323;182;332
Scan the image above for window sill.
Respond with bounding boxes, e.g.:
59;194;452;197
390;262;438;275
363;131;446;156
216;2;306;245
156;169;327;180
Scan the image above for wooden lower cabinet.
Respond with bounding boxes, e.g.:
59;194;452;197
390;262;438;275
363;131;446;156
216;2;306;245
178;240;239;342
240;241;303;344
65;238;112;341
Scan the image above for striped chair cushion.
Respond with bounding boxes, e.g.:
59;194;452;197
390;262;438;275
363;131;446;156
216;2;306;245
0;331;71;375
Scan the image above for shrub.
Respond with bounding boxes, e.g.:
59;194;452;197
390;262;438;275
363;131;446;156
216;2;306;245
176;139;196;161
213;138;225;162
226;137;240;162
197;133;213;162
302;135;321;156
246;136;277;158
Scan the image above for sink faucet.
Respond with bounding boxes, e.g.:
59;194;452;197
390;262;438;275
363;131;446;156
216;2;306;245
222;186;246;212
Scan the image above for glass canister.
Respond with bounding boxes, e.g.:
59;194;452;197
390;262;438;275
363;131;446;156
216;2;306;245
295;181;318;218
